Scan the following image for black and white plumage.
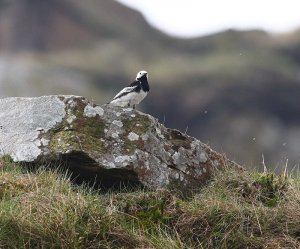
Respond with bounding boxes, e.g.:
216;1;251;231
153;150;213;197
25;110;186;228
109;70;150;109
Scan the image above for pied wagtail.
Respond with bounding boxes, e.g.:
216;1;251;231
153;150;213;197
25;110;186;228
109;70;150;109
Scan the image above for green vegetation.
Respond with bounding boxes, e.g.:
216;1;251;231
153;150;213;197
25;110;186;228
121;114;151;153
0;156;299;248
49;100;108;155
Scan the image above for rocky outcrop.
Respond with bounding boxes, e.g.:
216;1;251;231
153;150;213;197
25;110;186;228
0;96;236;190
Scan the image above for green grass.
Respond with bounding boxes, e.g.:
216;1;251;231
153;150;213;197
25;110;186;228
0;156;299;248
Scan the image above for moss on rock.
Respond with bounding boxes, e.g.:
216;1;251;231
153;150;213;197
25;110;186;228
120;114;151;154
122;114;151;136
49;99;108;155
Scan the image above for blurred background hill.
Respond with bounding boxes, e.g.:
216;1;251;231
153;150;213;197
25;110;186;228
0;0;300;168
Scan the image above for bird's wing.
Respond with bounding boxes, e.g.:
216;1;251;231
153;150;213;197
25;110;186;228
112;81;140;100
128;80;140;88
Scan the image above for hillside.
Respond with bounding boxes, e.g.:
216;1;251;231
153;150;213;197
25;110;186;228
0;0;300;167
0;0;168;51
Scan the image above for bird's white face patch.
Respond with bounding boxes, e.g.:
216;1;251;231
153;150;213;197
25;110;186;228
136;70;148;80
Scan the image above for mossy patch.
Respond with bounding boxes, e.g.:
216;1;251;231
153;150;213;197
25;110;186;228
121;114;151;154
164;128;192;151
122;114;151;136
72;115;106;139
49;130;81;152
73;116;107;153
49;100;108;155
49;128;108;155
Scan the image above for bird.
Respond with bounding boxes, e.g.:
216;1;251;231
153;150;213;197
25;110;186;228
109;70;150;109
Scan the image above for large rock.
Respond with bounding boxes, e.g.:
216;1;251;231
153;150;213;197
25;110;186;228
0;95;236;190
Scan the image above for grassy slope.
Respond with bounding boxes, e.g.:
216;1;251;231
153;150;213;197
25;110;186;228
0;157;299;249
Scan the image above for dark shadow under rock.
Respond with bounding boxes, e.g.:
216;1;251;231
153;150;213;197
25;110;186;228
59;152;144;190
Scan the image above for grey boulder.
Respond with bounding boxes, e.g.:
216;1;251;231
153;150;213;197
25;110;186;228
0;95;237;190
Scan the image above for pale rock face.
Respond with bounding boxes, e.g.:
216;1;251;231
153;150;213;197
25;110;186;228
0;96;66;162
128;132;139;141
83;104;104;117
112;120;123;127
0;95;238;190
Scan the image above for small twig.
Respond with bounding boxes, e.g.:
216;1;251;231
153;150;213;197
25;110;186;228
283;158;288;179
262;154;267;173
252;202;263;235
76;135;83;150
184;126;189;135
163;114;166;125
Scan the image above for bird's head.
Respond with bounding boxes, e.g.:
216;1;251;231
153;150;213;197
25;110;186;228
136;70;148;80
